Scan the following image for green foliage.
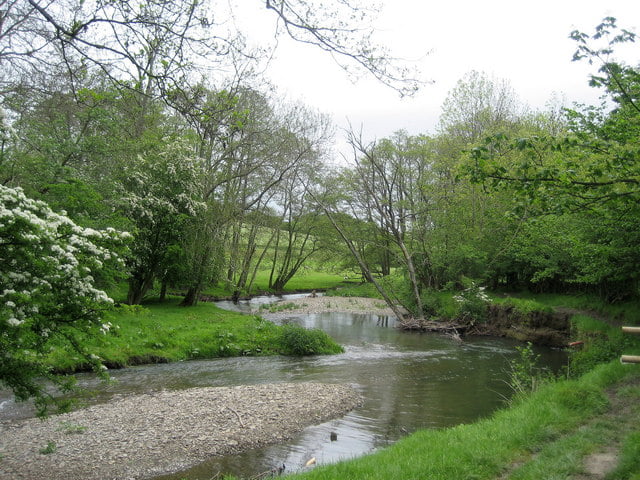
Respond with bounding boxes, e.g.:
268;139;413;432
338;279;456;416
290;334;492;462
44;299;343;372
260;302;299;313
493;297;554;315
453;280;490;323
465;18;640;300
57;421;87;434
326;281;383;299
568;314;640;377
609;431;640;479
419;289;459;318
277;323;344;356
0;186;128;415
39;441;57;455
507;343;549;400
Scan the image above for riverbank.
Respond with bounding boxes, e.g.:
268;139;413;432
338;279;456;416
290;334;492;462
46;299;342;375
0;382;361;480
277;363;640;480
260;295;403;316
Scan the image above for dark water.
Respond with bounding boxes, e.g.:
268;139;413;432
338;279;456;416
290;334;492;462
0;295;567;479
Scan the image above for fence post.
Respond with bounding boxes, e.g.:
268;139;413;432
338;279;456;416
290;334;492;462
621;326;640;364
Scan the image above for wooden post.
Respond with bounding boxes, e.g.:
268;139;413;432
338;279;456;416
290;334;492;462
621;326;640;364
621;355;640;364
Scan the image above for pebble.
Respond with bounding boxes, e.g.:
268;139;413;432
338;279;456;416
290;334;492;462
0;382;361;480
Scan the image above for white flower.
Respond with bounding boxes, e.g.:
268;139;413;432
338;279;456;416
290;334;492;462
7;317;23;327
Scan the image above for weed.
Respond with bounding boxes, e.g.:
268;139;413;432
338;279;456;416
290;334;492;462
261;302;297;313
506;342;556;402
57;421;87;434
453;280;490;324
39;441;57;455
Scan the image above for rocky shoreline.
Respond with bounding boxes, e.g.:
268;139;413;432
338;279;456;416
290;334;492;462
261;295;403;317
0;382;362;480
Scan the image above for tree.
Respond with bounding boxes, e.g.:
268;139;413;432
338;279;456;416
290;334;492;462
119;139;205;305
0;1;421;99
438;70;522;142
470;18;640;214
0;185;128;415
467;18;640;298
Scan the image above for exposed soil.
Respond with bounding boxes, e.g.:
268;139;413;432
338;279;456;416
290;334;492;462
477;304;572;347
0;382;361;480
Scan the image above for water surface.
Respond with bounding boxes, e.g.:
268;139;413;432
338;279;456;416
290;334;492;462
0;295;566;479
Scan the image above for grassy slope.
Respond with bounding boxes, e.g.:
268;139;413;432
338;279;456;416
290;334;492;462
46;297;342;372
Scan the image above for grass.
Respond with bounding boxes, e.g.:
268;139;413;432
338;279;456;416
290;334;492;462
491;296;555;315
202;270;351;298
501;292;640;326
46;297;342;373
325;281;383;299
273;362;639;480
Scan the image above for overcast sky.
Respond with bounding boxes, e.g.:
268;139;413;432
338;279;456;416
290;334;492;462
238;1;640;152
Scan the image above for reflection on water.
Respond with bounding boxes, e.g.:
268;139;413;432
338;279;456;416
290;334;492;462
0;295;567;479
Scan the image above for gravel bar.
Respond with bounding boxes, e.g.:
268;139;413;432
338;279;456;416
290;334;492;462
0;382;361;480
264;295;402;316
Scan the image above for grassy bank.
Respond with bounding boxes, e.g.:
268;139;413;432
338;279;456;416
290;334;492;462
277;362;639;480
46;298;343;373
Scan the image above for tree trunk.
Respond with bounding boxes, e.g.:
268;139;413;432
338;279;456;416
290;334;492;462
126;273;155;305
180;286;199;306
159;277;168;302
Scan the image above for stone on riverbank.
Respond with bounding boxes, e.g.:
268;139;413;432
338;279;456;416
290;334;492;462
0;382;361;480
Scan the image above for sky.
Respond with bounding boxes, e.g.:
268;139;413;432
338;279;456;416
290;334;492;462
236;1;640;154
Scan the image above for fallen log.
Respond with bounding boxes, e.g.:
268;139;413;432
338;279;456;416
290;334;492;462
397;318;467;335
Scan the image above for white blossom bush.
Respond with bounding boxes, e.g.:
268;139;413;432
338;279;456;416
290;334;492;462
119;139;205;304
0;185;129;415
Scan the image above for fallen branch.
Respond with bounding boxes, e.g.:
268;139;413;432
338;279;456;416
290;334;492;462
398;317;467;336
227;406;245;427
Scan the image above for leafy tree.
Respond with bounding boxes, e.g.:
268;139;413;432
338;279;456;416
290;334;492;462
470;18;639;214
119;139;205;305
0;185;128;415
438;70;523;142
467;18;640;298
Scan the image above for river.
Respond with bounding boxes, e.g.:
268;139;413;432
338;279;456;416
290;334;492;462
0;294;567;479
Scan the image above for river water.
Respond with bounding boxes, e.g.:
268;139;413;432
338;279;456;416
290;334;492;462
0;294;567;479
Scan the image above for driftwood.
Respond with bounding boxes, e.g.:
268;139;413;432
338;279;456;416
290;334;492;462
398;317;467;339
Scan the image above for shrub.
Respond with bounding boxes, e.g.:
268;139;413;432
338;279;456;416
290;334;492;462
278;324;343;356
453;280;490;324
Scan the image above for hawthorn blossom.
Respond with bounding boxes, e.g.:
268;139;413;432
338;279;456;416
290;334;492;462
0;185;129;410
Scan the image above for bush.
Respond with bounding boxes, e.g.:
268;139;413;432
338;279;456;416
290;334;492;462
453;280;490;324
278;324;344;356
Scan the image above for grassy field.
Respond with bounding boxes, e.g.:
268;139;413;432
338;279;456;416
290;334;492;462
46;297;342;373
203;270;352;298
